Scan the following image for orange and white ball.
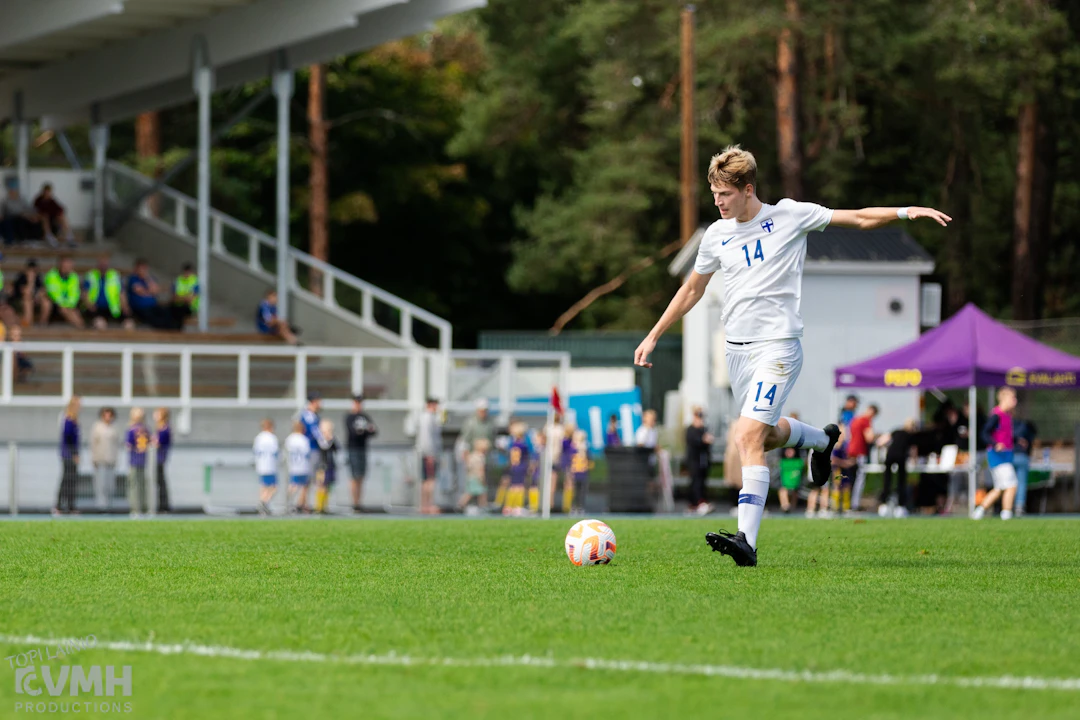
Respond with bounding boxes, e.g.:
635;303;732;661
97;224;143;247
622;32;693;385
565;519;617;566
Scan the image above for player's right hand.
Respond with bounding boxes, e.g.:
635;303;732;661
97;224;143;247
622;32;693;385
634;336;656;368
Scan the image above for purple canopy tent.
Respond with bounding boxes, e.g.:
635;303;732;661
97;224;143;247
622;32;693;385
834;303;1080;513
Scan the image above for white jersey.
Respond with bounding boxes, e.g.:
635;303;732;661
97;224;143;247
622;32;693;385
253;431;280;476
694;199;833;343
284;433;312;476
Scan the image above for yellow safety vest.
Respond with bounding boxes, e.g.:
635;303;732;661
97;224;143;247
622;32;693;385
45;269;80;309
85;269;123;317
174;274;200;312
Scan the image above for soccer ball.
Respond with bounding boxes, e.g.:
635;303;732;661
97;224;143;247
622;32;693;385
564;519;617;566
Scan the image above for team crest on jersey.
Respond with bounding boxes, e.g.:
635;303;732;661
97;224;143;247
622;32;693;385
760;218;775;233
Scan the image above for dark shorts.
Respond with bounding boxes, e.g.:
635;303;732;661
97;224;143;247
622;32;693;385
421;455;438;480
349;448;367;479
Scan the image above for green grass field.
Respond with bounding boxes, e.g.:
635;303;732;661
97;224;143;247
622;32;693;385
2;517;1079;719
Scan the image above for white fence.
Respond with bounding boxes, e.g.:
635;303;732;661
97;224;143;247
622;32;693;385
0;341;569;425
104;161;452;352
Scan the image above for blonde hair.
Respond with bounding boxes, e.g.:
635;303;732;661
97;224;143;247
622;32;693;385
473;437;491;453
130;407;144;424
155;407;170;426
707;145;757;191
64;395;80;419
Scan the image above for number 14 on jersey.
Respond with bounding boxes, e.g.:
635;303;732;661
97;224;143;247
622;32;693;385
742;239;765;267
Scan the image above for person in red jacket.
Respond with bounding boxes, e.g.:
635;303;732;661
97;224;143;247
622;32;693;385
846;404;878;510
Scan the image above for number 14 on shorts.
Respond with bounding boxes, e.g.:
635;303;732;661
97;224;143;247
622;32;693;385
755;382;777;406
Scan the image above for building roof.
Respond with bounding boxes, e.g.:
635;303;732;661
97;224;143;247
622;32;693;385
0;0;485;127
668;224;935;277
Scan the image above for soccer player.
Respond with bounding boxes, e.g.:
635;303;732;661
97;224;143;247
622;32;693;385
634;145;951;566
126;408;151;518
253;418;280;516
284;420;313;513
972;387;1019;520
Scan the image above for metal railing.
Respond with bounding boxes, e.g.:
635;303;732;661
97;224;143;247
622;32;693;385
0;341;570;422
104;161;452;352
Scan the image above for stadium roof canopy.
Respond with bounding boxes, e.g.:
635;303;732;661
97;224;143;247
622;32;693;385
0;0;484;127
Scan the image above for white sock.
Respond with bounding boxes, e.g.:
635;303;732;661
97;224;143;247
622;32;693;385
782;417;828;451
738;465;770;550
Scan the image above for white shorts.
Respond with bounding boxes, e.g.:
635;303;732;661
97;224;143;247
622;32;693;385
726;338;804;427
990;463;1018;491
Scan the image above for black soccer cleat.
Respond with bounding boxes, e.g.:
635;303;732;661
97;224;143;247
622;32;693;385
706;529;758;567
809;424;841;487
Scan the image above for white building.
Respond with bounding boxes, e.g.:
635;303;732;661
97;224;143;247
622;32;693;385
668;226;935;439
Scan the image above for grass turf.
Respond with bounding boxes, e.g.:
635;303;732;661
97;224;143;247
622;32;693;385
1;517;1079;719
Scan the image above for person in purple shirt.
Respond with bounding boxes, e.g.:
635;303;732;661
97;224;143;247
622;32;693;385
53;395;81;516
126;408;151;517
153;407;172;513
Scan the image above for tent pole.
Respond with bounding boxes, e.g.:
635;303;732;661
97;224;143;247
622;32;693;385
968;384;977;516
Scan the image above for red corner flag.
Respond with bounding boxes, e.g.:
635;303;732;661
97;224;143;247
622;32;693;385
550;387;563;415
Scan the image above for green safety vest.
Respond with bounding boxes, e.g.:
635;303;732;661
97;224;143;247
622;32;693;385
85;269;123;318
174;274;200;311
45;269;80;309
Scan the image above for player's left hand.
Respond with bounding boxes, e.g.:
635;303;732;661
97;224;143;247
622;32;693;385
908;207;952;226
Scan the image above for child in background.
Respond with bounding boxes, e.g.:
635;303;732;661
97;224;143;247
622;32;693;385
604;413;621;447
126;408;151;517
503;422;530;516
458;438;490;514
152;407;171;513
284;420;312;513
560;423;576;513
314;419;339;514
253;418;279;516
778;447;805;514
566;429;591;515
831;427;858;515
527;428;545;512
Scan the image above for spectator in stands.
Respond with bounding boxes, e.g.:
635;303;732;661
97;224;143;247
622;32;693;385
345;394;378;513
45;256;85;328
127;258;173;329
153;407;172;513
7;325;33;382
1;187;41;244
90;407;120;511
33;183;76;247
126;407;151;517
1013;417;1037;517
685;406;713;515
13;259;50;327
172;262;200;328
256;289;298;345
83;254;134;330
416;397;443;514
604;413;621;447
53;395;82;516
878;418;918;518
0;261;19;329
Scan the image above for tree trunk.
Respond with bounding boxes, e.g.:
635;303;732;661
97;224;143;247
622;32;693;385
1029;98;1057;320
775;0;803;199
1011;100;1038;321
135;111;161;216
944;110;973;314
308;64;329;298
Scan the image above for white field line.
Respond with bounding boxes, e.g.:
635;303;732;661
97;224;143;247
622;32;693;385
2;634;1078;692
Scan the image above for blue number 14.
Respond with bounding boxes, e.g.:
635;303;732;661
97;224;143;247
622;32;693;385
743;239;765;267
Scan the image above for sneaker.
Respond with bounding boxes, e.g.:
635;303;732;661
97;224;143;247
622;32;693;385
893;506;909;519
1000;509;1013;520
805;509;816;519
256;502;268;517
705;529;758;567
809;424;841;487
878;504;890;518
971;506;985;520
45;233;59;248
695;502;713;516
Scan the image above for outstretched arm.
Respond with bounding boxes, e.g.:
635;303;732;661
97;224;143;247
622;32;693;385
634;270;712;368
830;206;951;230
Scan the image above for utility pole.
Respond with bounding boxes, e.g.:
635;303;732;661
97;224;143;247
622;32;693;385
680;5;697;244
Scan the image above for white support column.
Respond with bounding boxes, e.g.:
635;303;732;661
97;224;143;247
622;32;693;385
193;51;214;333
180;350;192;409
498;354;514;426
351;352;364;396
61;348;74;400
295;352;308;408
968;384;977;517
1;347;12;403
238;351;250;404
121;349;133;403
8;442;18;516
14;93;30;200
90;122;109;243
273;62;294;321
